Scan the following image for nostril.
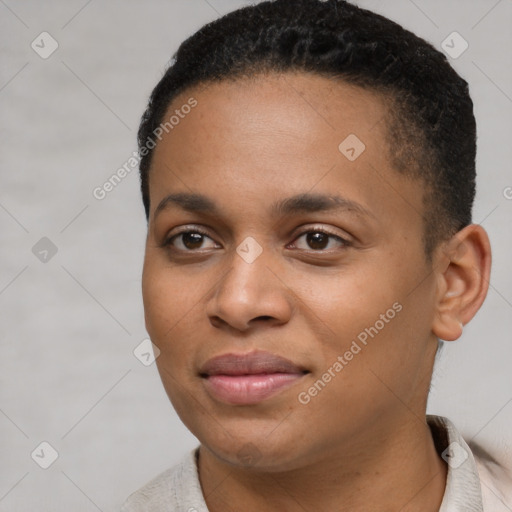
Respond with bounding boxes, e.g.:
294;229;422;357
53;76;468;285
209;316;225;328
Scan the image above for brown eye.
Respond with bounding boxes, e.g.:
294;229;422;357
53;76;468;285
306;232;330;250
290;229;350;252
164;229;218;252
180;232;205;250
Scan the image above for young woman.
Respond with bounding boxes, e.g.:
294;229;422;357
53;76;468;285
122;1;509;510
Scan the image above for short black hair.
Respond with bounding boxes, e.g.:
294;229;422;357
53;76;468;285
138;0;476;259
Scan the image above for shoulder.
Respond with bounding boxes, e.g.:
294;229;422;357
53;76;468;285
120;447;208;512
470;440;512;512
428;414;512;512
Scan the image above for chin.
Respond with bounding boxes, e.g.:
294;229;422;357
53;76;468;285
205;441;302;472
192;419;314;472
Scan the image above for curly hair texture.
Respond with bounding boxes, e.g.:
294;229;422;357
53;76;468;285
138;0;476;259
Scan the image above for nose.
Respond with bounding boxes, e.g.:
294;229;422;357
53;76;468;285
205;244;293;333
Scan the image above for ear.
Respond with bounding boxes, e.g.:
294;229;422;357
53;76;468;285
432;224;492;342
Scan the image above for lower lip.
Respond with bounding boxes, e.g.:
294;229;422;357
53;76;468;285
202;373;304;405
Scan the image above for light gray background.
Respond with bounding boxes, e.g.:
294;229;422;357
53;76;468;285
1;0;511;510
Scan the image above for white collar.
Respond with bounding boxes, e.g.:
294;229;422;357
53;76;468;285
122;414;511;511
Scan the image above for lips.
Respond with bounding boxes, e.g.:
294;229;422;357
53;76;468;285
199;351;309;405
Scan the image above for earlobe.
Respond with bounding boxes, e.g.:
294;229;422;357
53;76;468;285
431;225;491;342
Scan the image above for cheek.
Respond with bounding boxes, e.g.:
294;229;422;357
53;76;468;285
304;258;430;381
142;262;199;404
141;256;221;388
142;258;194;345
296;266;399;343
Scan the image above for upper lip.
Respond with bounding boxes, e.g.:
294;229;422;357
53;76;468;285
199;350;308;377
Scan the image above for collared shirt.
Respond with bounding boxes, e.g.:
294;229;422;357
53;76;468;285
121;415;511;511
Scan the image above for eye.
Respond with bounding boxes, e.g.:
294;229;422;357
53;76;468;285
163;228;219;252
288;228;350;252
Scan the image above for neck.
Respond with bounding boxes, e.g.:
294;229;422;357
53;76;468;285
198;415;447;512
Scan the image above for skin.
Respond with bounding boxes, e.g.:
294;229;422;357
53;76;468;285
141;72;491;511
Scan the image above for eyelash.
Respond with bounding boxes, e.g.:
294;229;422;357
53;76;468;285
162;225;351;254
162;227;214;251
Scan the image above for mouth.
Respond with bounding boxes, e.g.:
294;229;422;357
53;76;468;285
199;350;309;405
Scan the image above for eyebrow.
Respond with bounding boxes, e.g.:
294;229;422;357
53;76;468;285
153;191;374;221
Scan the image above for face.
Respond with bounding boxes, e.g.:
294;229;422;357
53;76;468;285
142;72;441;471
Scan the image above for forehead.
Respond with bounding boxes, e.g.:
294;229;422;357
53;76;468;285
160;72;388;163
148;72;424;233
